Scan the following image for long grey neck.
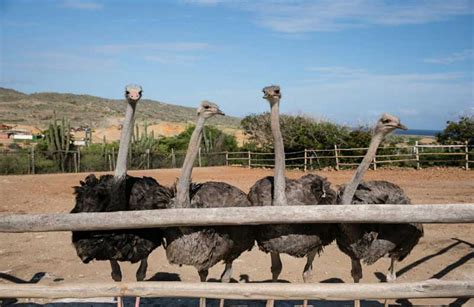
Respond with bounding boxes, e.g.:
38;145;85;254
175;115;206;207
114;101;136;180
271;101;288;206
341;132;385;204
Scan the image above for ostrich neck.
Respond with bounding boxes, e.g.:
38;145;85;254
175;115;206;207
271;101;288;206
341;132;384;204
114;102;136;180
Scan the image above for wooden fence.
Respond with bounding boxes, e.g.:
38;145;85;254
1;142;472;175
226;142;473;171
0;204;473;302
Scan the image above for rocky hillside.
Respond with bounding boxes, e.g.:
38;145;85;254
0;87;241;129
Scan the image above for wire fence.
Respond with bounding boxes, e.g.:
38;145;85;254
0;142;472;175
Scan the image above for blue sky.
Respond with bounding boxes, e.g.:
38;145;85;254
1;0;473;129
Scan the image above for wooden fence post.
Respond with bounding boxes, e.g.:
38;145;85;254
171;148;176;168
465;141;469;170
334;145;340;171
304;149;308;172
198;147;202;167
415;141;420;170
111;147;116;170
372;156;377;171
225;151;229;166
30;146;35;175
77;148;81;173
248;151;251;168
73;152;78;173
108;154;113;171
146;149;150;169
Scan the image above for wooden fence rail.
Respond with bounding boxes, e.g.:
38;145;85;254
0;280;473;300
0;204;473;233
225;142;472;171
4;143;471;175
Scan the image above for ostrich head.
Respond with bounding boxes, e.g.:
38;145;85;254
374;113;407;135
197;100;225;119
262;85;281;105
125;84;143;104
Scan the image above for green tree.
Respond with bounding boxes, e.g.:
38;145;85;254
158;125;238;153
436;116;474;144
241;113;370;151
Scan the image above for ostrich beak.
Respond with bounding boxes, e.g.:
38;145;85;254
396;123;408;130
216;109;225;116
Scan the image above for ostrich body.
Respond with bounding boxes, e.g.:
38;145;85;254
163;101;254;283
337;114;424;284
248;86;336;283
71;85;172;307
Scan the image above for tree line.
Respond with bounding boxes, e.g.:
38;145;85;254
0;114;472;175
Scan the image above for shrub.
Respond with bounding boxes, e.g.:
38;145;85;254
436;116;474;145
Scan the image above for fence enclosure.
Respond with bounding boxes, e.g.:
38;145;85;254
0;142;472;175
0;204;473;302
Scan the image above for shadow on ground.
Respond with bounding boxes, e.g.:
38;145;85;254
2;297;385;307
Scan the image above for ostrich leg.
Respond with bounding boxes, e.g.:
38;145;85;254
136;257;148;281
302;249;317;307
110;260;123;307
266;252;283;307
270;252;282;281
383;258;398;307
134;258;148;307
386;257;397;282
302;249;317;282
351;259;362;307
220;262;233;283
199;269;209;307
219;263;233;307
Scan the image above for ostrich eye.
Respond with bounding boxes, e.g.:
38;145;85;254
382;119;390;124
274;89;280;94
125;91;130;95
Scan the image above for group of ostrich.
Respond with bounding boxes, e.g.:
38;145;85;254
70;84;423;307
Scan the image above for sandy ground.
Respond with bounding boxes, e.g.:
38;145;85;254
0;167;473;306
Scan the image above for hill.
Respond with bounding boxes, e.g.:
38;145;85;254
0;87;241;130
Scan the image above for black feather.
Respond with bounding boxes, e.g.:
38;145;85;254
248;174;337;258
71;174;172;264
336;180;423;265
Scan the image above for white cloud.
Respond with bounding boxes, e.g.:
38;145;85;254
93;42;210;54
62;0;103;10
304;66;465;84
186;0;473;33
288;68;472;128
181;0;232;5
15;52;116;72
424;49;474;64
144;55;201;64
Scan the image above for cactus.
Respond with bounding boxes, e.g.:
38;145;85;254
44;114;74;171
130;122;159;169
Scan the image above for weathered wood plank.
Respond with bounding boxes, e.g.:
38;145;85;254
0;204;473;233
0;280;472;300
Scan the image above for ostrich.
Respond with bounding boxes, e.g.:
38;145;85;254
71;85;172;307
248;85;337;284
163;101;255;286
337;114;423;304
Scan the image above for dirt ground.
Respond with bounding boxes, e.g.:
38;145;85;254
0;167;473;306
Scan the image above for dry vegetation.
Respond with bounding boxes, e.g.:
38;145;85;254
0;87;240;130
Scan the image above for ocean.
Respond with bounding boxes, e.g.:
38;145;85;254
394;129;441;137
